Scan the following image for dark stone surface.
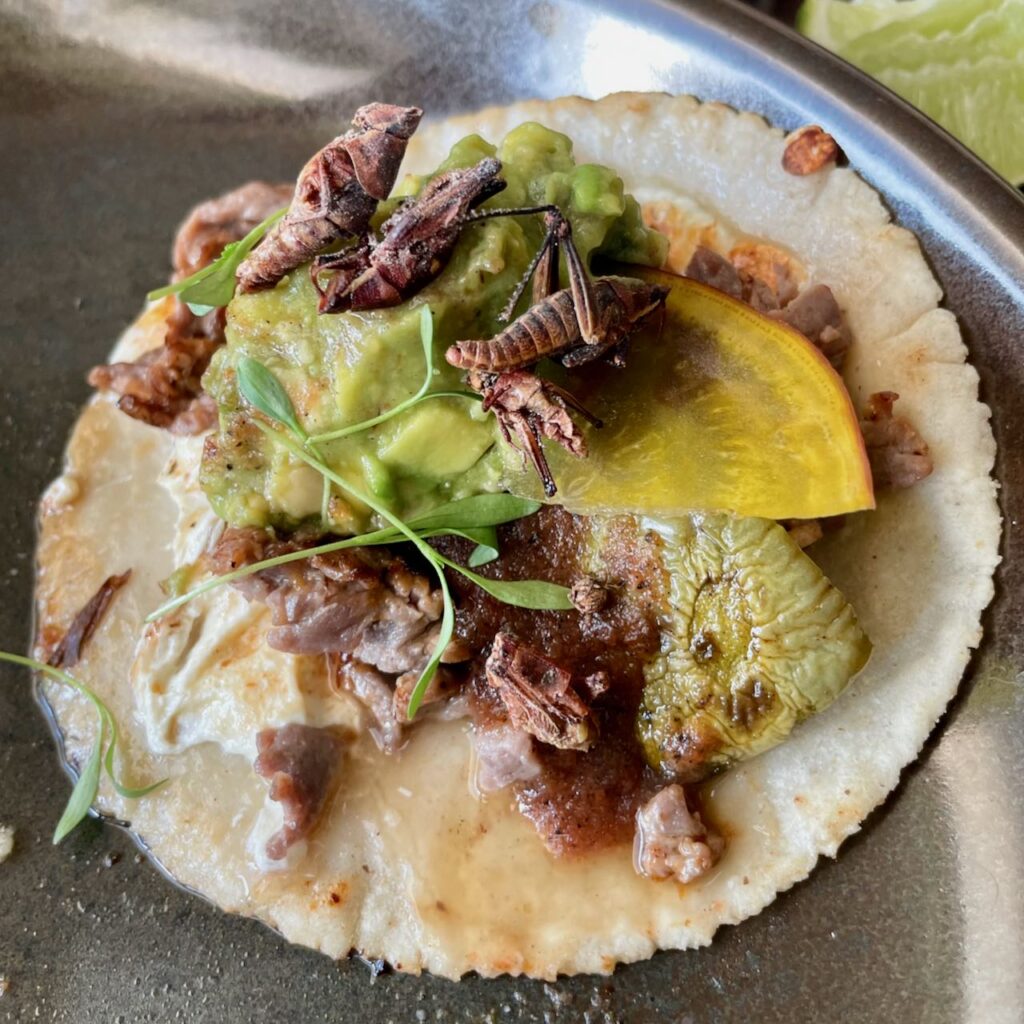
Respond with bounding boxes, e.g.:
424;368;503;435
1;1;1021;1021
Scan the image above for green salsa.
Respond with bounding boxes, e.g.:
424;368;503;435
200;122;667;533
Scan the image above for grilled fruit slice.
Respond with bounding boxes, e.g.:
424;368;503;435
638;513;871;781
503;265;874;520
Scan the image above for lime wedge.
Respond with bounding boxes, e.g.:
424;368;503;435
798;0;1024;185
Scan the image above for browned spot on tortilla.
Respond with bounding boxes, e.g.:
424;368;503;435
435;900;448;914
642;200;718;274
794;794;806;805
782;125;840;175
729;241;805;295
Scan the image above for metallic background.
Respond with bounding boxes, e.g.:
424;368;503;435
1;1;1022;1020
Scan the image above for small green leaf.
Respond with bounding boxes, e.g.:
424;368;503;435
0;651;166;841
405;570;454;720
468;542;499;567
236;355;307;440
147;206;285;310
52;734;102;844
435;554;574;610
407;494;541;531
99;705;167;799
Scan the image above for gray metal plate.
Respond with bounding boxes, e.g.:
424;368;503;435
1;1;1022;1020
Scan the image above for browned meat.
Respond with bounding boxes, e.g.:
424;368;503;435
633;784;724;884
254;723;344;860
328;657;404;754
684;246;743;299
89;181;291;433
472;724;541;793
172;181;293;278
485;632;596;751
770;283;851;369
860;391;934;490
88;325;221;434
782;125;840;176
47;571;131;669
208;526;461;750
237;103;422;293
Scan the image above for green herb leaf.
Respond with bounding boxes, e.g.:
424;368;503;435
147;206;286;310
236;355;307;441
468;542;499;568
52;733;102;843
0;651;167;841
407;494;541;531
405;571;454;720
434;554;574;610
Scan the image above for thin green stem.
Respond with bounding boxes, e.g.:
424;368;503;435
307;391;481;446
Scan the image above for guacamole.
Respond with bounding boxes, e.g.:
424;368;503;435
200;123;667;533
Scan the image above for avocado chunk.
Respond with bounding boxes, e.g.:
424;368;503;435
638;513;871;781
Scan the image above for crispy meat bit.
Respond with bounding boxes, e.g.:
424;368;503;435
89;181;291;434
782;125;840;176
254;723;344;860
770;283;851;370
236;103;422;293
172;181;293;278
633;784;724;885
484;631;596;751
472;724;542;793
88;327;221;434
569;575;609;614
46;571;131;669
860;391;934;490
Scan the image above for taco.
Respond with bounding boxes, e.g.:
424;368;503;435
31;93;999;979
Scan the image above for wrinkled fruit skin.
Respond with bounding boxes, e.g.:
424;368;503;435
637;513;871;782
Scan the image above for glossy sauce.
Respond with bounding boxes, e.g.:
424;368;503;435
436;506;665;855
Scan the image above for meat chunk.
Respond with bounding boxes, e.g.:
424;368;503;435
485;632;596;751
89;181;291;433
684;246;743;299
254;724;344;860
633;784;724;885
472;724;541;793
770;283;851;369
46;571;131;669
209;527;463;748
782;125;840;176
88;324;222;434
328;657;404;754
236;103;422;292
860;391;934;490
172;181;293;278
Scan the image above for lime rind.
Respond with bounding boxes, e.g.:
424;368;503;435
799;0;1024;184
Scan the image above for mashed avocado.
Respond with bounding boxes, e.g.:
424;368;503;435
201;123;667;533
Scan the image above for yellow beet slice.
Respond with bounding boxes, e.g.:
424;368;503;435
503;265;875;520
